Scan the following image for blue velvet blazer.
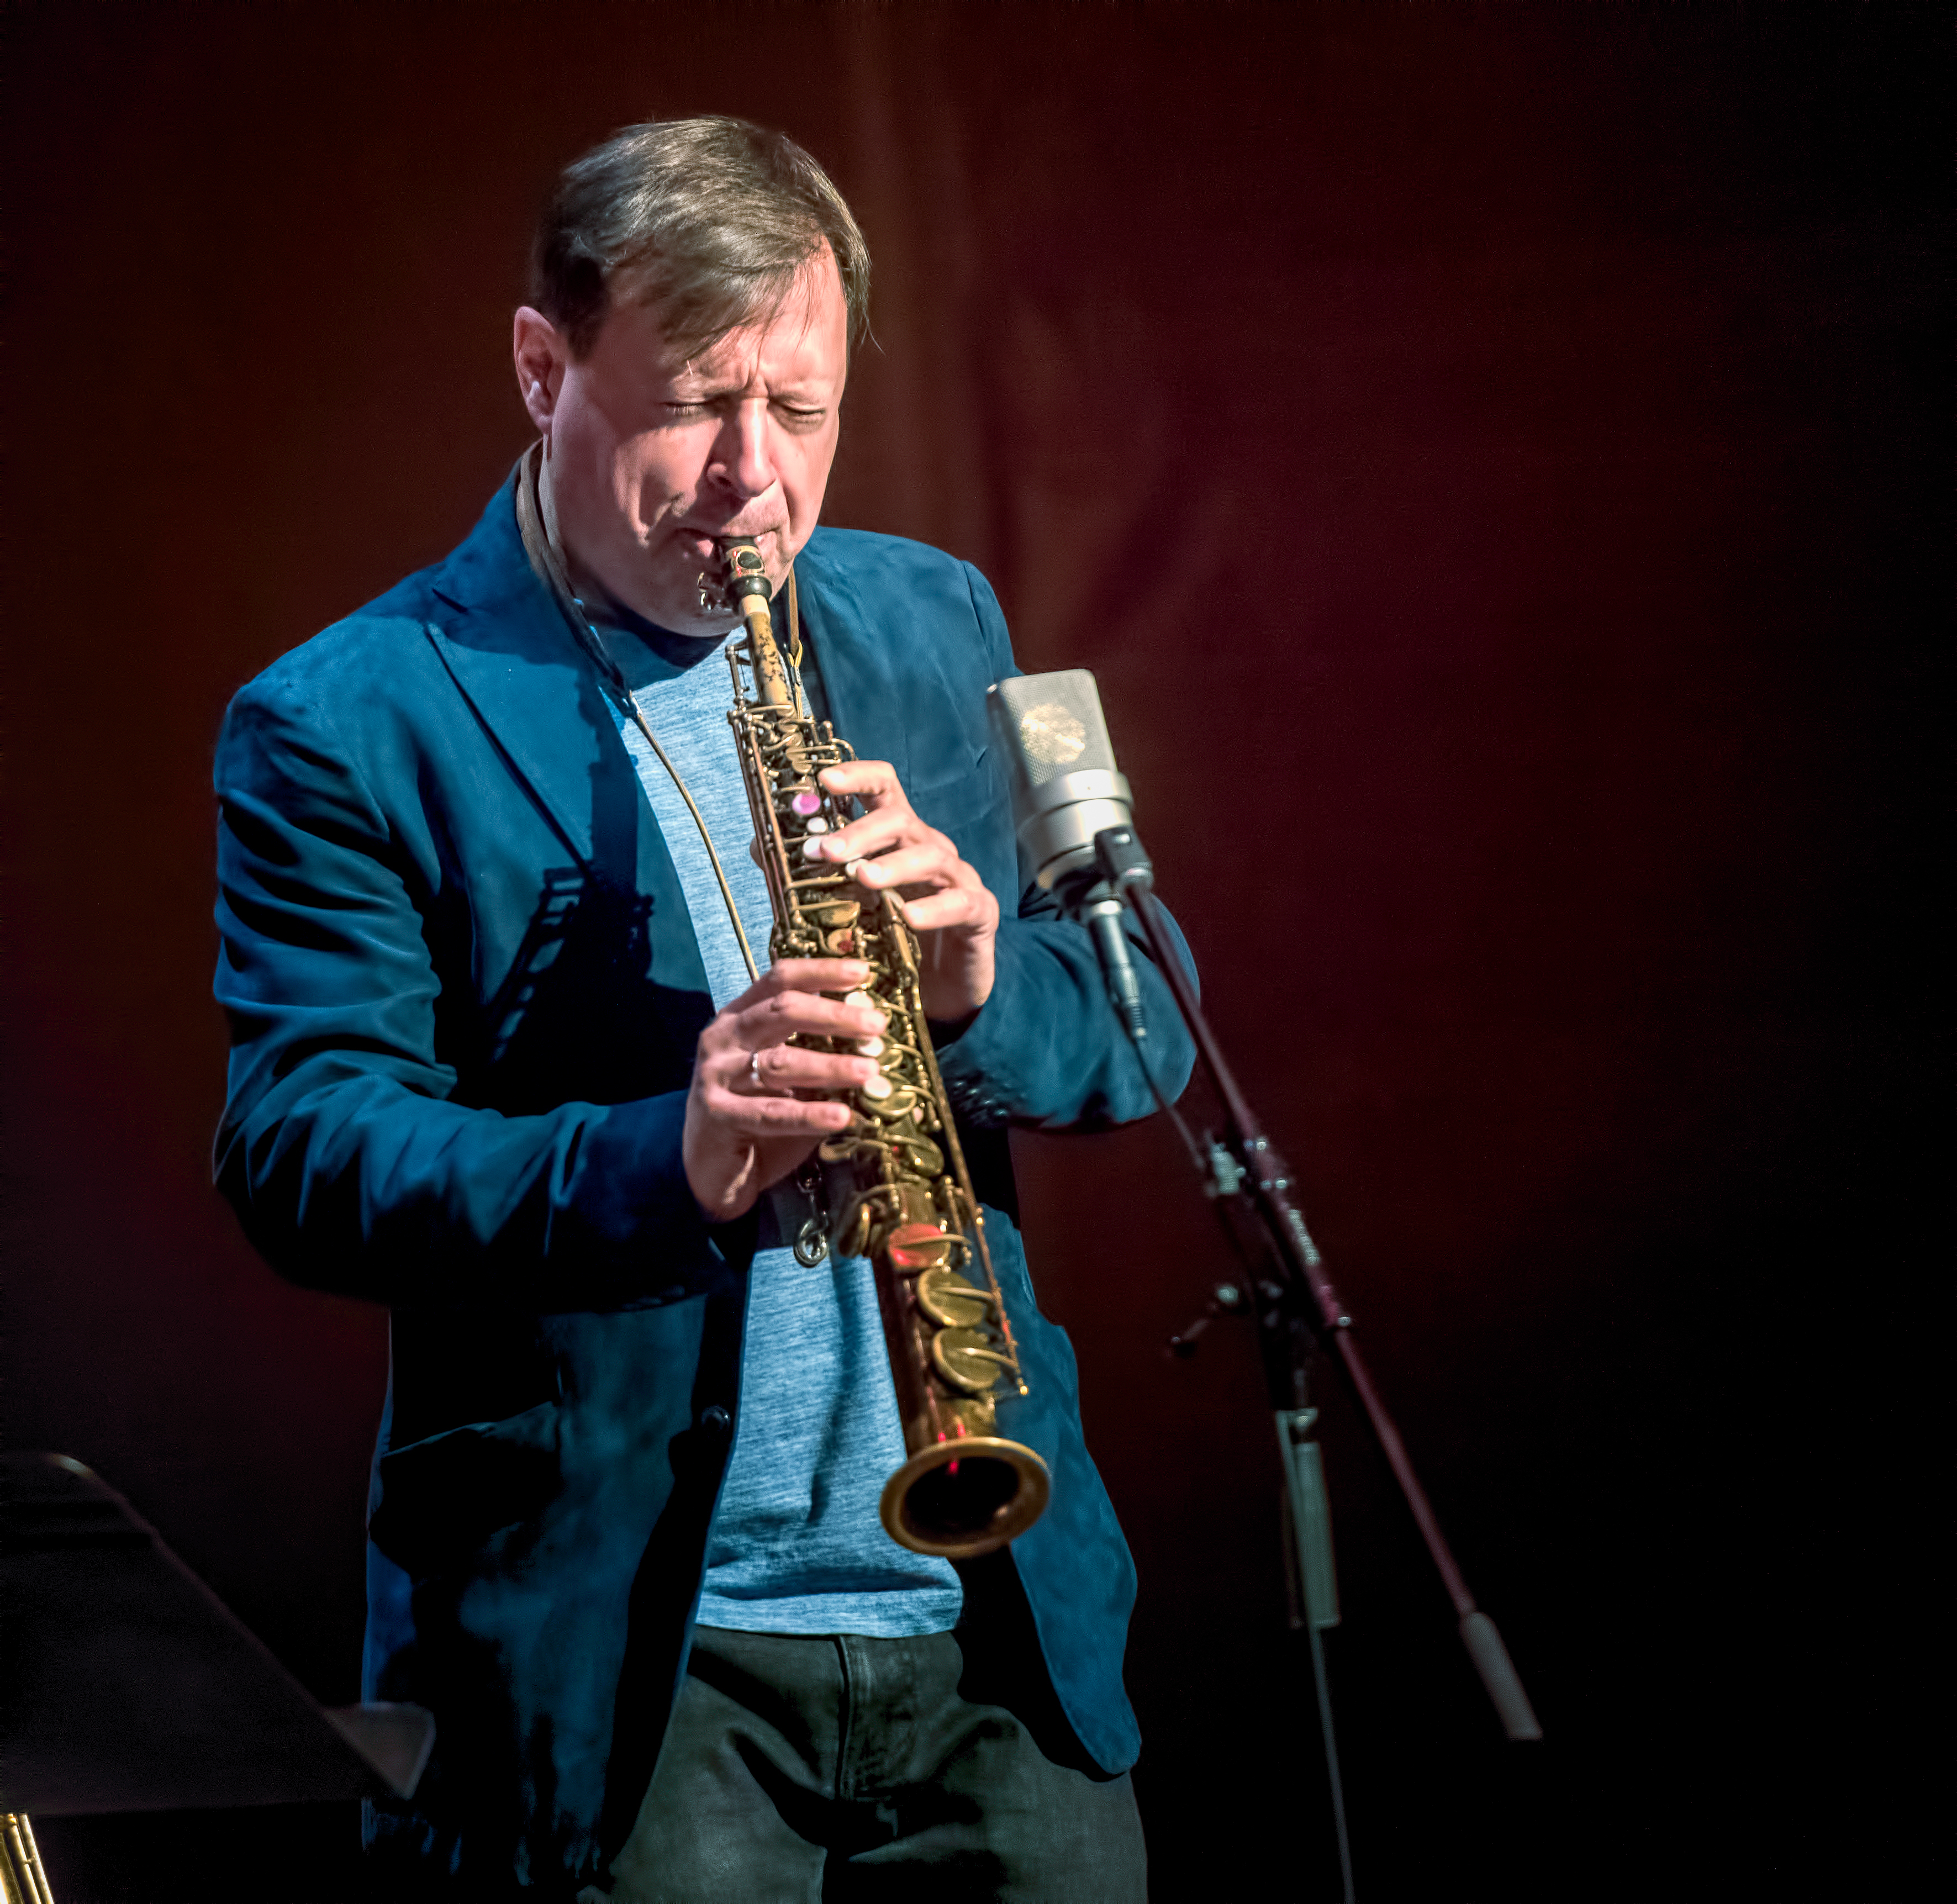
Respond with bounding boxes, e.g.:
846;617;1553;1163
212;472;1194;1892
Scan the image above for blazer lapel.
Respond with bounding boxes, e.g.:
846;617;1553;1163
420;475;713;1005
793;546;914;792
422;478;620;869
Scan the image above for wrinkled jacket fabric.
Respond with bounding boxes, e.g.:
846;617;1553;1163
212;472;1194;1892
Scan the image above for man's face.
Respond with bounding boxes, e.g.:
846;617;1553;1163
513;249;849;633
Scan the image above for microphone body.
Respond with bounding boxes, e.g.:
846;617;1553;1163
987;671;1154;1039
985;670;1133;894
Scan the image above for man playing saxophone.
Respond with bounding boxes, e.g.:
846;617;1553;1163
213;117;1191;1900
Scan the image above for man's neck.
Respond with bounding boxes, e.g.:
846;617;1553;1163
537;448;610;619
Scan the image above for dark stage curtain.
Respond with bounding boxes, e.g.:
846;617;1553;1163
4;4;1943;1897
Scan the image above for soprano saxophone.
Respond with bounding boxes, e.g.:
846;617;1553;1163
718;538;1050;1559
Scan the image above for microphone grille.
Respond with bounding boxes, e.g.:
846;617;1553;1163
991;670;1117;788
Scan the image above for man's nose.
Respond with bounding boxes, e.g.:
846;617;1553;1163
710;402;776;501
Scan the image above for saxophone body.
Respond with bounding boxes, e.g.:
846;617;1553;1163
718;539;1050;1559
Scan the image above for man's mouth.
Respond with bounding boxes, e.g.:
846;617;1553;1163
677;524;780;558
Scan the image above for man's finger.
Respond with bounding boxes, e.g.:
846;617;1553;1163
819;760;906;805
755;956;872;995
894;890;990;935
812;806;914;862
742;1045;880;1092
710;1094;856;1136
844;844;958;890
730;990;887;1048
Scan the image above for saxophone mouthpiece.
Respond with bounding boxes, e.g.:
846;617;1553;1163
696;539;772;615
719;537;772;606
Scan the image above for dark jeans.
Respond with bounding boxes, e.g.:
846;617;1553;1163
592;1626;1146;1903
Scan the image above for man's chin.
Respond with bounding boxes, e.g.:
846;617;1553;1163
589;551;741;636
647;594;743;639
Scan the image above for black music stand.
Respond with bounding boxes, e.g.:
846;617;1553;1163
1;1452;431;1897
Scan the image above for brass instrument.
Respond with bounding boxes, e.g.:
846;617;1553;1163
719;539;1049;1559
2;1814;55;1904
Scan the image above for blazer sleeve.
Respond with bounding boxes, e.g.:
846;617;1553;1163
932;563;1200;1131
212;673;713;1306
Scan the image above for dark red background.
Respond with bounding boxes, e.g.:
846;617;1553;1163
4;4;1945;1898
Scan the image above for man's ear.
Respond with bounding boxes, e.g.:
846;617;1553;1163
513;307;568;435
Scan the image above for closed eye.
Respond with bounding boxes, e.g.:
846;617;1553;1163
661;399;827;429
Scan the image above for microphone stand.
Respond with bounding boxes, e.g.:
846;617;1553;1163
1081;826;1541;1901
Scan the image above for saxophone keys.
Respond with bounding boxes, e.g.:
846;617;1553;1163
930;1327;1011;1395
834;1195;874;1260
914;1264;994;1327
900;1133;946;1179
804;900;861;946
886;1222;953;1273
932;1400;999;1441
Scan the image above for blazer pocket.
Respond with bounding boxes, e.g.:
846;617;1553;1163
369;1402;563;1578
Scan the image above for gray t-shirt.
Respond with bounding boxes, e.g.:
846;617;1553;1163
597;615;961;1638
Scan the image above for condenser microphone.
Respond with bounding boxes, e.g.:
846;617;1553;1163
987;670;1133;893
988;669;1152;1040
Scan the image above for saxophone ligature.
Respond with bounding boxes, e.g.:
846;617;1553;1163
718;538;1050;1559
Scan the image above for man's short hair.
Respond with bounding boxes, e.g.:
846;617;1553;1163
532;116;872;361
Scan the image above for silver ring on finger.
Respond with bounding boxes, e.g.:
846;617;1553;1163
748;1049;766;1093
